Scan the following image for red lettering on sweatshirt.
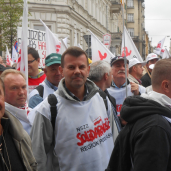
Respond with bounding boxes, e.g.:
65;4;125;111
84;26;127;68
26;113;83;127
76;117;110;146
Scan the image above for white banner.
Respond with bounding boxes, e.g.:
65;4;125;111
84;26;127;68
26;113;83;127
17;27;58;68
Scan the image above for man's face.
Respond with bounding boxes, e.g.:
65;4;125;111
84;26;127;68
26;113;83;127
0;82;5;119
4;73;27;107
147;58;158;72
59;54;90;90
28;54;40;76
134;64;144;79
44;64;62;87
112;60;129;80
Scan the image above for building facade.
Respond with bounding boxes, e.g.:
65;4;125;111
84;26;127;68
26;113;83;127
126;0;146;60
28;0;125;57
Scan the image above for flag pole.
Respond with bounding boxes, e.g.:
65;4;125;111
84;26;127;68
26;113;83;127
121;0;128;97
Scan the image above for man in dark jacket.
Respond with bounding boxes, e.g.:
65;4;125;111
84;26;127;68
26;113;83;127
106;58;171;171
0;78;37;171
141;53;159;87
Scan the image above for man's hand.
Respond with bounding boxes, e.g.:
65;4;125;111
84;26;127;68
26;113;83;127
130;82;139;95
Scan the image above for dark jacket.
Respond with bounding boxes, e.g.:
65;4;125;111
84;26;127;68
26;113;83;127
141;72;151;87
0;110;37;171
106;96;171;171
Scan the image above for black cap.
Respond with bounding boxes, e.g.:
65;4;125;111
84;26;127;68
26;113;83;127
110;56;129;66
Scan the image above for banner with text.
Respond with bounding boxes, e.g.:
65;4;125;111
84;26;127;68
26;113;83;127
17;27;58;68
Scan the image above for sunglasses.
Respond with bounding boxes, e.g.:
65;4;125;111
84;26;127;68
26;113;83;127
28;59;36;64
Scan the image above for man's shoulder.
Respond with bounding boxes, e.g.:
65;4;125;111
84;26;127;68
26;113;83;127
4;110;32;142
131;114;171;137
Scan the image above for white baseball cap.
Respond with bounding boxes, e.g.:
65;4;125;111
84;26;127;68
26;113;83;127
146;53;159;63
129;58;146;69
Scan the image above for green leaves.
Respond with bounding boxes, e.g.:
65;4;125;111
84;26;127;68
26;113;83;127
0;0;23;52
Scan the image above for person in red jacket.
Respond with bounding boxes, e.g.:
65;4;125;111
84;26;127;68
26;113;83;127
28;47;46;93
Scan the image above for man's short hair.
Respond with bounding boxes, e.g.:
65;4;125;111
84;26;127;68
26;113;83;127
0;69;26;82
61;46;89;68
28;47;40;60
152;58;171;89
88;61;111;82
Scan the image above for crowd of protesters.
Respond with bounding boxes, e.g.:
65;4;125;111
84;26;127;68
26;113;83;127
0;47;171;171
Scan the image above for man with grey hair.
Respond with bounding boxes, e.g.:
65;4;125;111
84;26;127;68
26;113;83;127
89;60;122;132
89;61;113;91
29;53;62;108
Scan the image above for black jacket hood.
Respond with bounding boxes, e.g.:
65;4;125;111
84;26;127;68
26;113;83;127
120;96;171;123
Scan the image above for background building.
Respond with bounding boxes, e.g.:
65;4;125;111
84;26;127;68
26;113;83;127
126;0;146;60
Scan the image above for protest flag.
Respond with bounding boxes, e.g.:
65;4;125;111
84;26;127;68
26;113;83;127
17;0;28;92
40;19;67;56
12;46;18;63
6;46;13;66
88;29;115;63
153;37;166;55
162;48;171;59
121;26;143;62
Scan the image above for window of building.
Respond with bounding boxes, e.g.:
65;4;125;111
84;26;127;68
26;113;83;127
127;14;134;22
128;28;134;37
127;0;134;7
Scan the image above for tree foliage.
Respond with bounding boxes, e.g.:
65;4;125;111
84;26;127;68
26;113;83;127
0;0;23;52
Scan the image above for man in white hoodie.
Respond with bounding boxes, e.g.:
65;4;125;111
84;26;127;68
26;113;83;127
0;69;32;134
30;47;117;171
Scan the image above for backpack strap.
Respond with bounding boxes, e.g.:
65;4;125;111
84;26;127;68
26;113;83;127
48;94;58;132
97;90;108;111
35;85;44;98
104;89;116;108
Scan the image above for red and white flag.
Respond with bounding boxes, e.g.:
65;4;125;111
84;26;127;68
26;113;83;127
121;26;143;62
6;46;13;66
40;19;67;56
162;48;171;59
153;37;166;55
17;0;28;88
12;46;18;63
88;29;115;63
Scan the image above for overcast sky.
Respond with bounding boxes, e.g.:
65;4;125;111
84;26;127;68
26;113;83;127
145;0;171;50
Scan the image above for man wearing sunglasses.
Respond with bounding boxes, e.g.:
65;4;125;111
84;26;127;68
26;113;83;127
28;47;46;93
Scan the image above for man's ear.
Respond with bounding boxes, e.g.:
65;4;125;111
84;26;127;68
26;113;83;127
161;80;170;93
37;58;40;63
87;65;90;77
59;66;64;76
44;67;47;75
104;73;108;81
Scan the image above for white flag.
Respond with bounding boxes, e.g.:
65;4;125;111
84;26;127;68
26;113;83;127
88;29;115;62
17;0;28;93
121;26;143;62
153;37;166;55
62;37;68;48
60;38;68;54
12;46;18;63
162;49;171;59
40;19;64;56
6;46;13;66
160;49;165;57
